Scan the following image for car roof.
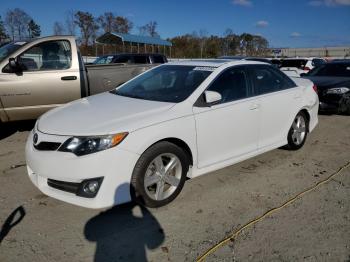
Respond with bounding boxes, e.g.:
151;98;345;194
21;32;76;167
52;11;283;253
283;57;323;60
168;59;268;67
328;60;350;65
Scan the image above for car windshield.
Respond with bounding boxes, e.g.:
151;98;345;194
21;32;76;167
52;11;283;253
307;63;350;77
0;42;28;63
113;65;213;103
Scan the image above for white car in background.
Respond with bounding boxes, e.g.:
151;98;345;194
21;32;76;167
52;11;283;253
280;57;326;77
26;60;319;209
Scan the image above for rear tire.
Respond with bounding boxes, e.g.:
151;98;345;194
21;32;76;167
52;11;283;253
130;141;189;208
286;111;308;150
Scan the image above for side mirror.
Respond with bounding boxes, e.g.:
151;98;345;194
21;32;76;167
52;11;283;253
8;57;22;72
204;90;222;106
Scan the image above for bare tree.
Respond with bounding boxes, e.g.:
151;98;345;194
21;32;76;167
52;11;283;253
65;10;76;35
113;16;133;33
5;8;31;40
97;12;115;33
74;11;99;46
199;29;208;58
139;21;158;37
0;16;9;43
53;21;64;35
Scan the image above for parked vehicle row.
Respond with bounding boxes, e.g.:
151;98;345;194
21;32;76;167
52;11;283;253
0;36;163;123
26;60;319;208
279;57;326;77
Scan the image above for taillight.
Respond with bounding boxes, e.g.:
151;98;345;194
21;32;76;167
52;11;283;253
304;66;311;71
312;84;318;93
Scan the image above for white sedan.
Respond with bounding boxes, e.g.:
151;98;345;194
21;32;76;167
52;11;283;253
26;60;319;208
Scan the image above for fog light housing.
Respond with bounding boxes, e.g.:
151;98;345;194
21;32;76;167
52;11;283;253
77;177;104;198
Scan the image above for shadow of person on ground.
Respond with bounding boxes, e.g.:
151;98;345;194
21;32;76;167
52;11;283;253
0;120;35;140
84;183;165;262
0;206;26;245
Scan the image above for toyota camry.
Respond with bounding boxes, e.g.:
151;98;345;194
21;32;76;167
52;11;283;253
26;60;319;208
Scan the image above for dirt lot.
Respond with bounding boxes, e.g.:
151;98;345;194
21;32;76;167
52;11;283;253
0;115;349;262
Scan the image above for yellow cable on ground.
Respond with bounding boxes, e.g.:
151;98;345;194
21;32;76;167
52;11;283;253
197;161;350;262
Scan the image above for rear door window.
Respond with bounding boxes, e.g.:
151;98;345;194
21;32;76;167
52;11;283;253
133;55;149;64
250;65;295;95
152;55;166;64
113;55;132;63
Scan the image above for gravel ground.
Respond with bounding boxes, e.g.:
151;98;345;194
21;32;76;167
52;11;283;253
0;115;349;262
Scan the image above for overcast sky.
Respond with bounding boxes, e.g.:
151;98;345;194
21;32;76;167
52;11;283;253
1;0;350;48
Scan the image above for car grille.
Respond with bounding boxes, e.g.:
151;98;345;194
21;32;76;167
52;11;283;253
34;142;61;151
47;179;80;194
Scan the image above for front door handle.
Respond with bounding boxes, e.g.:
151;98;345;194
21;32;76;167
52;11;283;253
61;76;77;81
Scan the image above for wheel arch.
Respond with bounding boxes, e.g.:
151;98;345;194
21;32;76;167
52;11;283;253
143;137;194;167
298;108;311;132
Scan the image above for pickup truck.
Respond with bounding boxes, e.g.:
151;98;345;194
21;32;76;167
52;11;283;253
0;36;158;123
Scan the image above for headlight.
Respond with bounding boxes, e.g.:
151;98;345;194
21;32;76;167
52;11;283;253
326;87;350;94
58;132;128;156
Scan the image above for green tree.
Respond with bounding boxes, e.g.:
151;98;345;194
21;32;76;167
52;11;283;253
28;19;41;38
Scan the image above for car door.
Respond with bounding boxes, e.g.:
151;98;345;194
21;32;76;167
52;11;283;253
248;65;302;149
0;39;80;121
193;66;260;169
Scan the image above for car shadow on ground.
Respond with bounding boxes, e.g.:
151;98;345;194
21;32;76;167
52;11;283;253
84;183;165;262
0;120;35;141
0;206;26;245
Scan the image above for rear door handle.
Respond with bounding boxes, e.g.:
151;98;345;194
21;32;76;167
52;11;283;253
249;104;260;110
61;76;77;81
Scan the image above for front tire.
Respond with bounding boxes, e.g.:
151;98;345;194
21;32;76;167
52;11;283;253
131;141;189;208
286;111;308;150
338;93;350;115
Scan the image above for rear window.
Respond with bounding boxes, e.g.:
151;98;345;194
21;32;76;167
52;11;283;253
312;59;325;67
281;59;308;69
308;63;350;77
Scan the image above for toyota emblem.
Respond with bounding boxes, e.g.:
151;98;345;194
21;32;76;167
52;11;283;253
33;133;39;145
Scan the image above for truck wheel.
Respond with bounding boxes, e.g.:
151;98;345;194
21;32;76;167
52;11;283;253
286;111;308;150
131;141;189;208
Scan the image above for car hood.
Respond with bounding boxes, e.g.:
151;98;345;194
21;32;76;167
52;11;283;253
38;92;176;136
303;76;350;90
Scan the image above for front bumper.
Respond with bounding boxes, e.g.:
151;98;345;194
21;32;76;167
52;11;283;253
25;131;140;209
